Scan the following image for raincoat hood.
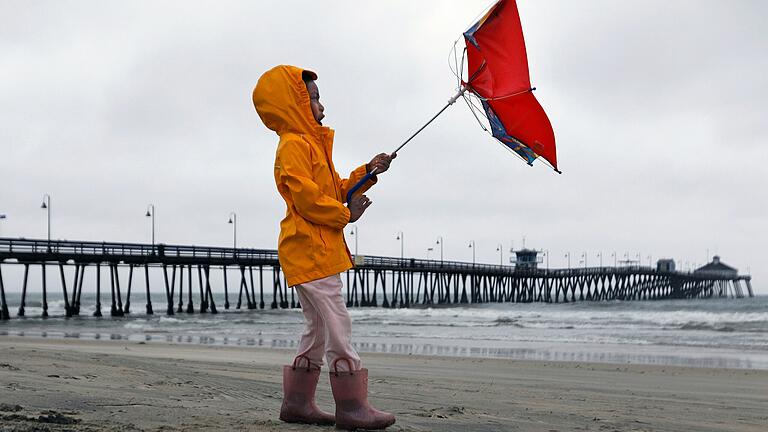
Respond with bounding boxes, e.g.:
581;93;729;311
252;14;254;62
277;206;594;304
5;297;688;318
252;65;321;137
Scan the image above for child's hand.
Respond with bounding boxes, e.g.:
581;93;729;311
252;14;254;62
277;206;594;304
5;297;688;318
348;194;372;223
367;153;396;174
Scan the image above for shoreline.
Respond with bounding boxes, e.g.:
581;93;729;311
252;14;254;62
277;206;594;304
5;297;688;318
1;336;767;431
1;329;765;371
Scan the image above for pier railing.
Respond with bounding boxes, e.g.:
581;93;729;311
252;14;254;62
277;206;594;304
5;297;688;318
0;238;277;263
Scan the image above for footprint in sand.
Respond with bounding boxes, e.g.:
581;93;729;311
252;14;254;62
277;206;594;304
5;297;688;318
414;405;471;419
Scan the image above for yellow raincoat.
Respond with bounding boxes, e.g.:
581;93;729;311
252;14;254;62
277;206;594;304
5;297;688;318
252;65;375;287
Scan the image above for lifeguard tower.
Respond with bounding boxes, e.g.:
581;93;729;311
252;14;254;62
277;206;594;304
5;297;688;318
510;248;541;270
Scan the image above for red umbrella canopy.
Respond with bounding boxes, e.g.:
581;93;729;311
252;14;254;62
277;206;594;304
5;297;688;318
463;0;559;172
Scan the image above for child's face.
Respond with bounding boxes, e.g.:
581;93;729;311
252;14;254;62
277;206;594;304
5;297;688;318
305;80;325;125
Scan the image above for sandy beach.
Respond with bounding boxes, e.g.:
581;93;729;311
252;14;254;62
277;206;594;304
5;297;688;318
0;337;765;431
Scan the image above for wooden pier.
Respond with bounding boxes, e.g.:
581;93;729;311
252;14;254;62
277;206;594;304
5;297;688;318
0;238;754;320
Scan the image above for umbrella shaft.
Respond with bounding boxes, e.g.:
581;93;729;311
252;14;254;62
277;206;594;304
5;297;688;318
391;87;466;155
345;88;467;204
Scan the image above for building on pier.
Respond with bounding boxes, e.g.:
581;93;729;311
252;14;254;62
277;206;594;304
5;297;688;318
694;256;737;278
656;259;676;273
510;249;541;270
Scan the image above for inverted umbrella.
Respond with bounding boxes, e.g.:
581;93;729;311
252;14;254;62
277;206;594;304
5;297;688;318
347;0;558;203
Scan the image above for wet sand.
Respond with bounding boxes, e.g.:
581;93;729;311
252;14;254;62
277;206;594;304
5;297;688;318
0;336;766;431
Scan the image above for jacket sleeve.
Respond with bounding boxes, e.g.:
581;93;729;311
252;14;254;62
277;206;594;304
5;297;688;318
338;164;378;204
277;139;350;229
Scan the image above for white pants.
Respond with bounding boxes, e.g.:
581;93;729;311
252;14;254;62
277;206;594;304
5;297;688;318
294;274;362;372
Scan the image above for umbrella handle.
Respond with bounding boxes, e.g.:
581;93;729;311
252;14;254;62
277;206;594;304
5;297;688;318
346;167;379;204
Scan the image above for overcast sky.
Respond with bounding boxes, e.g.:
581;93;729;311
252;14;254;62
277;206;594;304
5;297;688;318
1;0;766;293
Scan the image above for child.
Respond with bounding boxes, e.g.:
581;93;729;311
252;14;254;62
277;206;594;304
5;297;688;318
253;65;396;430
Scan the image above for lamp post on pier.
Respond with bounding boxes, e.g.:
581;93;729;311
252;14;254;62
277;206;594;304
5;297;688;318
543;250;549;270
228;212;237;256
597;252;603;268
468;240;475;266
349;225;359;256
496;243;503;266
426;247;434;260
0;214;6;237
145;204;155;247
565;252;571;269
395;231;404;262
581;252;588;268
435;236;444;263
40;194;51;248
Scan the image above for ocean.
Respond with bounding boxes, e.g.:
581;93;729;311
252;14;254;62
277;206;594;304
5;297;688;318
2;291;767;370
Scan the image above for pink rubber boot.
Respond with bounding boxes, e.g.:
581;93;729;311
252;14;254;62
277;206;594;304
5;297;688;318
279;356;335;425
329;359;396;430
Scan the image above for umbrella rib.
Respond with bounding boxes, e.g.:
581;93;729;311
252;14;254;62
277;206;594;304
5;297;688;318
462;93;490;133
477;87;536;102
448;40;461;84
